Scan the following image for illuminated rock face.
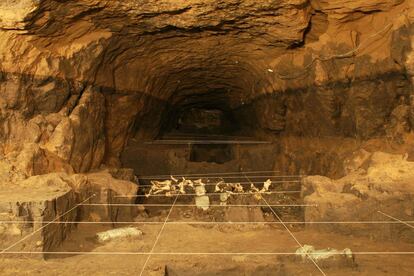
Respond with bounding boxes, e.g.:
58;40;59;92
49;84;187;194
303;152;414;242
0;167;138;255
0;0;40;30
0;0;413;177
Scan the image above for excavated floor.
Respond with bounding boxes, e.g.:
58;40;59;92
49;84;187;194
1;160;414;275
1;195;414;275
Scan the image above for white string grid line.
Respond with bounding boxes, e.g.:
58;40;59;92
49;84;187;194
136;180;301;191
139;194;179;276
0;194;96;254
2;251;414;256
1;220;414;225
136;170;282;178
243;174;326;276
144;140;271;145
378;211;414;230
115;190;302;198
139;178;301;184
160;134;253;139
263;195;326;275
136;181;301;188
139;175;303;180
79;203;316;207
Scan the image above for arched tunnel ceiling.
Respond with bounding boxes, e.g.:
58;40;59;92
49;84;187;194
1;0;312;104
0;0;413;172
0;0;409;103
84;0;312;107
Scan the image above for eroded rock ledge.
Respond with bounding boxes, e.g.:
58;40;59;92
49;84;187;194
303;151;414;242
0;161;138;255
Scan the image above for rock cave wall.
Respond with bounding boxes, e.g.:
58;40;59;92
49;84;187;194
0;0;414;180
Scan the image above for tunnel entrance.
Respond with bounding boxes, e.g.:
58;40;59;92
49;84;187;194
163;107;238;164
175;108;229;134
189;144;234;164
160;104;241;138
121;87;276;176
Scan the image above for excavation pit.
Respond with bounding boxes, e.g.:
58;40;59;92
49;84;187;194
1;167;414;275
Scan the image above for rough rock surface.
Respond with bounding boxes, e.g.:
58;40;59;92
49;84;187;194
0;0;412;174
0;159;138;255
0;172;77;255
303;151;414;242
81;169;139;223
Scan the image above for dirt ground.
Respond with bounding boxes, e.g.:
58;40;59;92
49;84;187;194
1;204;414;276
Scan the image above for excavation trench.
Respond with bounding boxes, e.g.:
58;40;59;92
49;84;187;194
1;69;414;276
119;94;305;227
2;86;414;275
